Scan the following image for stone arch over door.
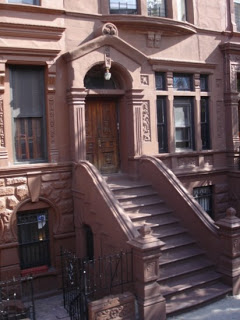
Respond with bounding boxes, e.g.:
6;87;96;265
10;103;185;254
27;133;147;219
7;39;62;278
64;23;150;171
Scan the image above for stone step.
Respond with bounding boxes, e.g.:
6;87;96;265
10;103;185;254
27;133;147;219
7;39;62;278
119;194;161;207
166;282;231;315
161;270;222;298
126;206;174;221
133;215;179;230
114;190;158;201
160;245;205;266
111;185;154;197
159;257;214;282
161;233;196;250
152;224;187;239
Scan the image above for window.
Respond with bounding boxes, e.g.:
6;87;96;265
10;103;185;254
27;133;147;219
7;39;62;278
173;73;193;91
155;72;166;90
157;97;168;153
200;74;208;92
193;186;213;218
176;0;187;21
17;209;50;270
147;0;166;17
8;0;40;4
174;98;194;150
201;98;210;150
10;65;47;162
235;0;240;32
109;0;137;14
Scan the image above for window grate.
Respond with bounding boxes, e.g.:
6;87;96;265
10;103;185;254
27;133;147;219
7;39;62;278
17;210;50;270
193;186;213;218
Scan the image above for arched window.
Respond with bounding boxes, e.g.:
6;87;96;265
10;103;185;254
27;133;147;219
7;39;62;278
84;64;119;90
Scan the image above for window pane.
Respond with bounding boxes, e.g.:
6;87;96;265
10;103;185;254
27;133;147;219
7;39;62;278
176;0;186;21
157;97;168;152
200;75;208;91
201;98;210;149
8;0;39;4
173;73;192;91
193;186;213;218
235;1;240;32
109;0;137;14
174;98;193;150
155;72;165;90
148;0;166;17
10;65;46;162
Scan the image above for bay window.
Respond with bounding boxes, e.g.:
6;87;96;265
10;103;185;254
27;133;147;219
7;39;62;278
109;0;138;14
147;0;167;17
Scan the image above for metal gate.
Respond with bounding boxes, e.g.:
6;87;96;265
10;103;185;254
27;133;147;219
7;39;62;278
61;248;133;320
0;276;35;320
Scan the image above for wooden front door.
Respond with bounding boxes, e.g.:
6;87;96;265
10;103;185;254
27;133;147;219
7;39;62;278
85;100;119;174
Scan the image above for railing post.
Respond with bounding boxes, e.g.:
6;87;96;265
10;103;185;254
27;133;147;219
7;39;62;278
128;225;166;320
216;207;240;295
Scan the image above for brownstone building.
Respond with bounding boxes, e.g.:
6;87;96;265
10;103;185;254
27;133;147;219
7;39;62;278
1;0;240;318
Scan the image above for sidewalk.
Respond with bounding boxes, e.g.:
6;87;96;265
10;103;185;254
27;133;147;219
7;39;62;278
34;293;240;320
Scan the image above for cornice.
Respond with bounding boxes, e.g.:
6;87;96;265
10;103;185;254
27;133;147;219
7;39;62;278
220;41;240;54
0;46;60;58
150;58;217;70
0;3;63;15
101;15;197;36
0;22;65;40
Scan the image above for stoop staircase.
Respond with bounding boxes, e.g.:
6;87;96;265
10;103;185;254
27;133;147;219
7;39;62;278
105;174;231;316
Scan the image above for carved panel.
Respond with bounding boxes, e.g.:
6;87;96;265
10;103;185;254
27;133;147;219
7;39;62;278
144;261;157;280
102;23;118;36
142;101;151;142
141;75;149;86
216;101;225;147
0;96;5;147
178;157;198;167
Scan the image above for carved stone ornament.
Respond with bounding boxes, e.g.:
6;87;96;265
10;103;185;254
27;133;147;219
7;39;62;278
141;75;149;86
102;23;118;36
142;101;151;142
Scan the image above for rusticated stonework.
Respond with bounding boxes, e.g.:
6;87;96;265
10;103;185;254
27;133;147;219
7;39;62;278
142;101;151;142
0;170;73;244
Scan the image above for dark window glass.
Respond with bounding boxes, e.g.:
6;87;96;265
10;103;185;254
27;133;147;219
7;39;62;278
84;64;118;89
235;1;240;32
148;0;167;17
109;0;137;14
237;73;240;92
173;73;193;91
155;72;166;90
17;210;50;270
174;98;194;150
157;97;168;153
200;75;208;91
10;65;47;162
193;186;213;218
201;97;210;150
8;0;39;5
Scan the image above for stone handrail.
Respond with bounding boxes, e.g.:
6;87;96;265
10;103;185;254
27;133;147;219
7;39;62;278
72;161;139;249
139;155;221;261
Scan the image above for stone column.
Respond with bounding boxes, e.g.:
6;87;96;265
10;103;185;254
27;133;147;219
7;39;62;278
126;89;144;158
46;61;59;163
194;73;202;151
216;207;240;295
67;88;87;162
0;60;8;166
128;225;166;320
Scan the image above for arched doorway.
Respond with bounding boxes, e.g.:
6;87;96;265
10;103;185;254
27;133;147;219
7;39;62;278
84;64;121;174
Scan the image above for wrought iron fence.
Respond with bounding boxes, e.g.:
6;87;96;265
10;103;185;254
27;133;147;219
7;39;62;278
61;248;133;320
0;276;35;320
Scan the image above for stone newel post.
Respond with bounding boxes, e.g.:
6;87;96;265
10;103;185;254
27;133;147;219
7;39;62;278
216;207;240;295
128;225;166;320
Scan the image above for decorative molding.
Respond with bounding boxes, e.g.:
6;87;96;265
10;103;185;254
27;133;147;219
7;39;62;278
0;46;60;58
102;23;118;36
0;96;5;148
147;32;161;48
142;101;151;142
140;75;149;86
216;101;224;140
135;106;142;156
0;22;65;40
0;3;63;15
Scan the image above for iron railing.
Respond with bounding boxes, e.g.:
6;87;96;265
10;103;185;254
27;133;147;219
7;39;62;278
0;276;35;320
61;248;133;320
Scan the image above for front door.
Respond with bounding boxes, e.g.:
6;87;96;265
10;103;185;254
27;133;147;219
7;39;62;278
85;100;119;174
